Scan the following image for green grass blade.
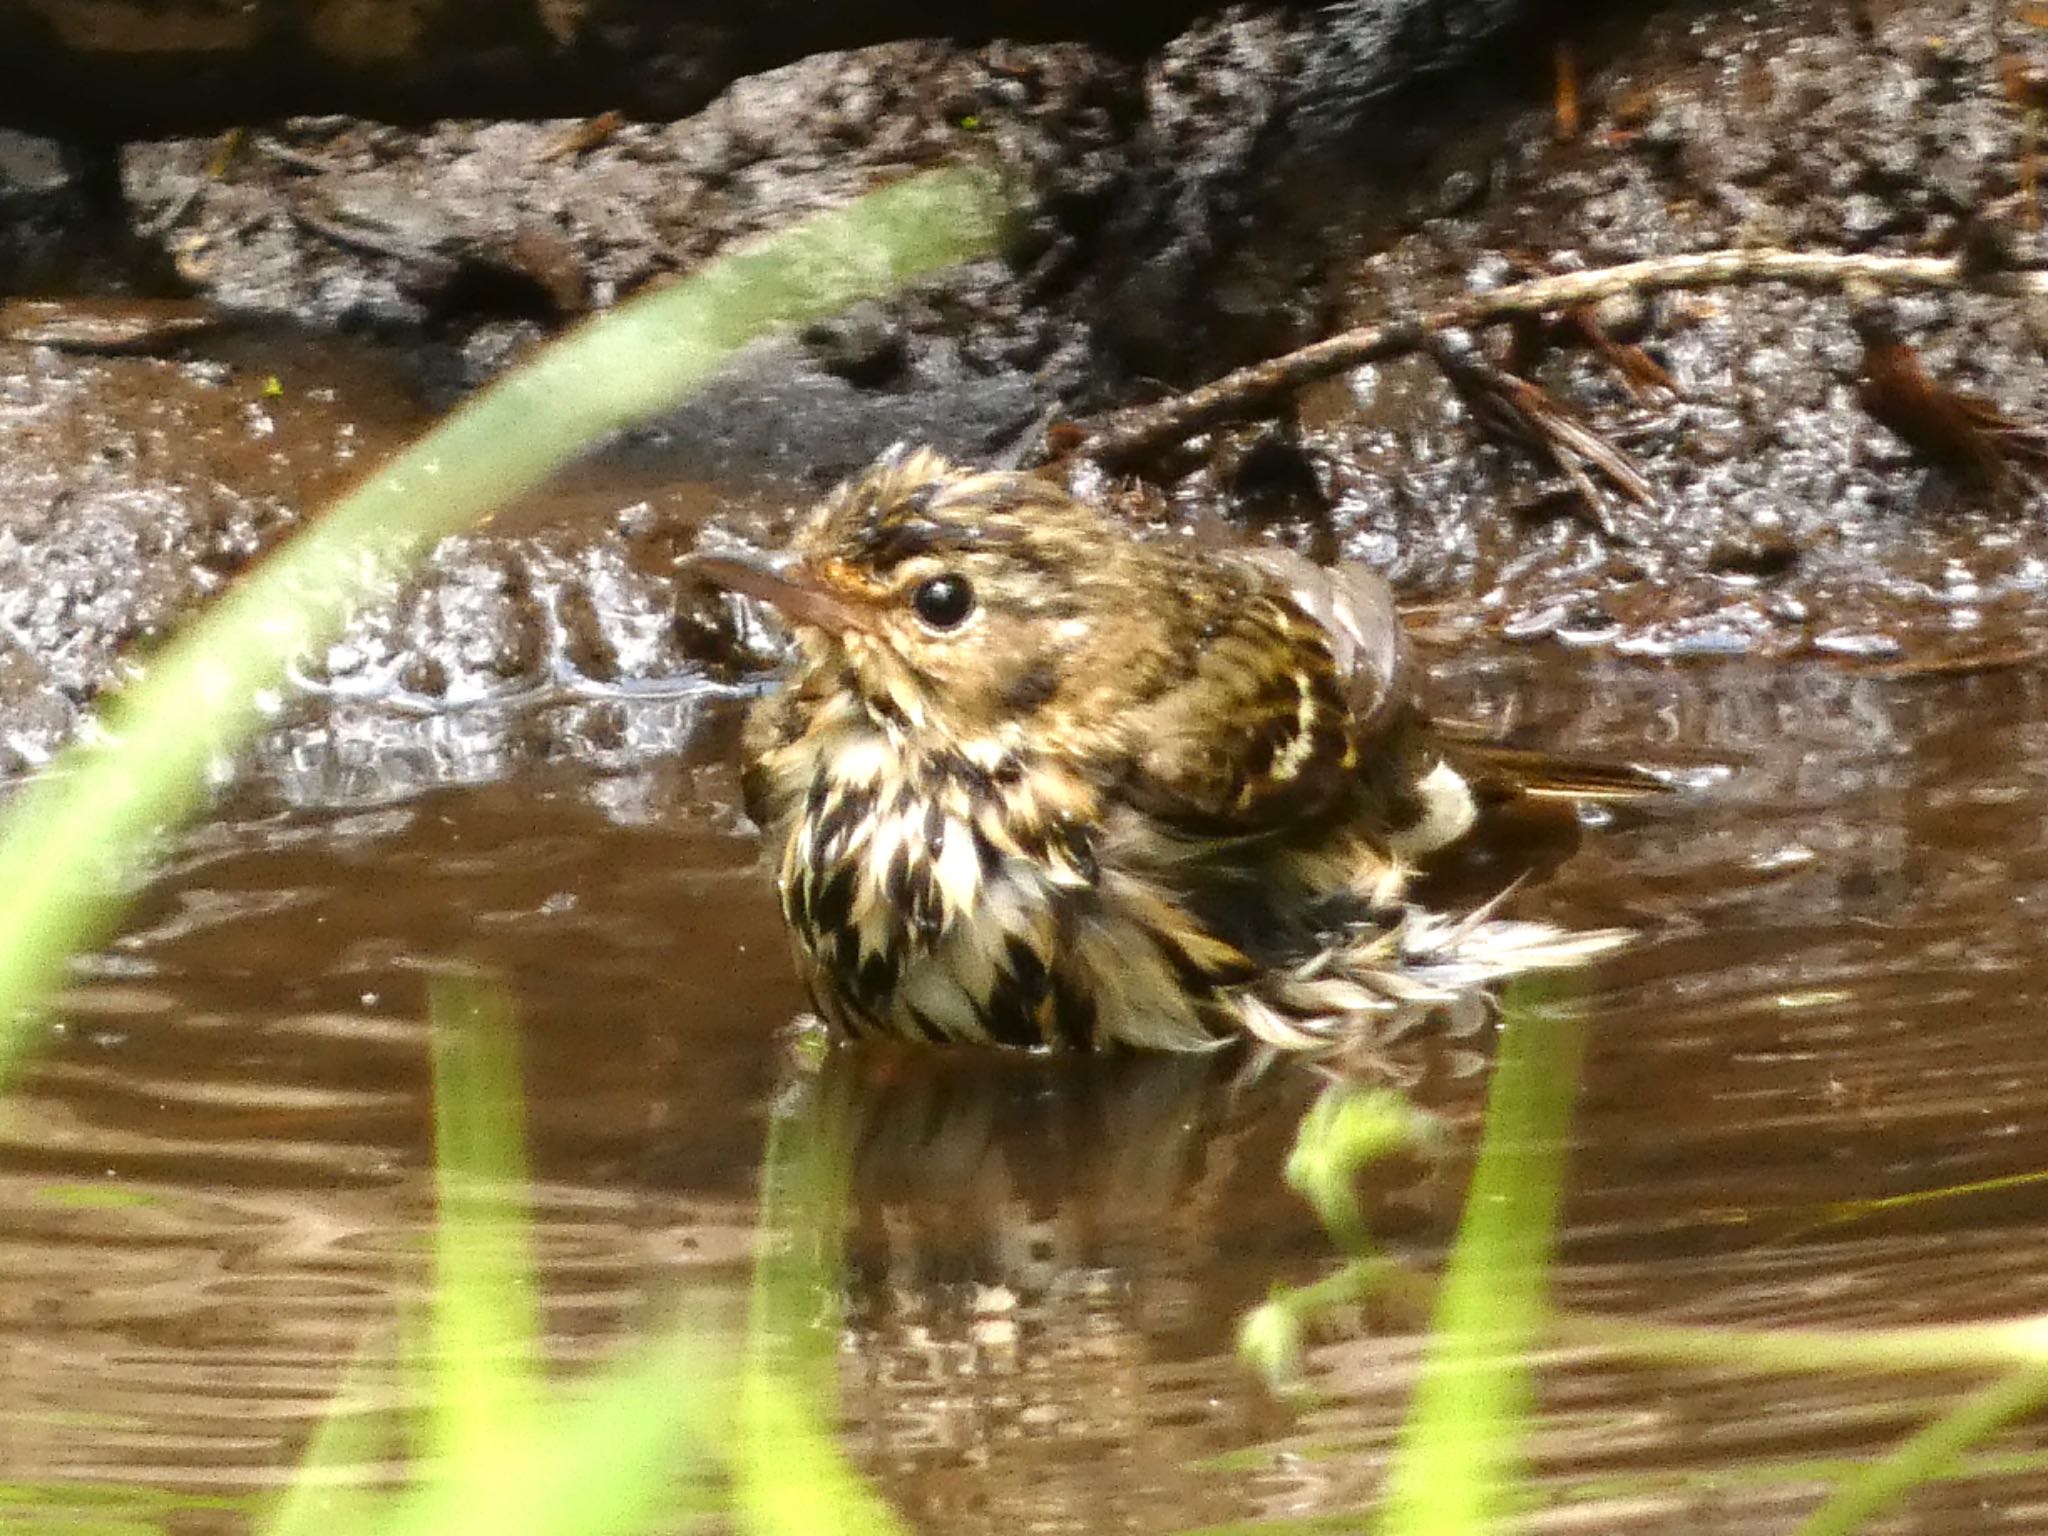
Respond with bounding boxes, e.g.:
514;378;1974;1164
1285;1087;1444;1255
1794;1370;2048;1536
1552;1309;2048;1378
1241;1085;1445;1387
425;973;544;1494
739;1073;910;1536
1377;990;1586;1536
0;162;1011;1084
347;1323;723;1536
261;1336;399;1536
268;975;725;1536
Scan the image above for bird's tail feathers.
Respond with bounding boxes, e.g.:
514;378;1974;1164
1227;904;1628;1056
1441;737;1678;803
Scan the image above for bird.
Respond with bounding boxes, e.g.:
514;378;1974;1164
692;447;1641;1057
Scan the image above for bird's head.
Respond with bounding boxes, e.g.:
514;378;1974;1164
697;448;1179;748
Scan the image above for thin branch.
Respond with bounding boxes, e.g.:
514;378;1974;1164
1423;328;1659;541
1075;248;2048;468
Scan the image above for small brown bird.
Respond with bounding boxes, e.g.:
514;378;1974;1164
695;448;1633;1055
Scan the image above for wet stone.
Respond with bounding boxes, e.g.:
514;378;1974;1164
1706;522;1801;580
558;583;624;685
802;302;909;389
0;129;74;201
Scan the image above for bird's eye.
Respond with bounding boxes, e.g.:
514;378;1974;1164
910;574;976;631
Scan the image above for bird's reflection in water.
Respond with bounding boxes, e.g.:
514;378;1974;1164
789;1040;1482;1525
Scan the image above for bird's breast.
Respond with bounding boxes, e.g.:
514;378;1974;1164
769;730;1114;1047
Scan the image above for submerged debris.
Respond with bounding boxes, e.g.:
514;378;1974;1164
0;297;218;355
1424;329;1659;543
1852;304;2048;499
1556;305;1678;403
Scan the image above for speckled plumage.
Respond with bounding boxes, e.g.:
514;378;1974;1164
723;448;1623;1054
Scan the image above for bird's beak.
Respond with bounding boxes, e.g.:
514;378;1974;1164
689;552;873;635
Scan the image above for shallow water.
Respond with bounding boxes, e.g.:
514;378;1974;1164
5;641;2048;1534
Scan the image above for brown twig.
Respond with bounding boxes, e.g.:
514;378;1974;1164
1564;306;1678;400
1853;305;2048;495
1552;42;1580;142
1424;330;1658;541
1075;248;2048;468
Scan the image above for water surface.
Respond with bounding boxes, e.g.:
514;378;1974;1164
5;647;2046;1533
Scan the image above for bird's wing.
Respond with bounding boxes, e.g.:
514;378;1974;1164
1116;560;1368;838
1232;549;1490;859
1255;552;1671;809
1233;548;1418;744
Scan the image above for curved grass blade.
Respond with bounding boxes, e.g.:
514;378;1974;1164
0;162;1011;1084
1794;1370;2048;1536
1240;1087;1445;1387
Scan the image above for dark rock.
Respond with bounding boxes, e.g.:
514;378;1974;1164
0;0;1220;136
0;128;97;288
802;302;910;388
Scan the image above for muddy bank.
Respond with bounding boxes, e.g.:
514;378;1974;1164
1283;0;2048;662
0;0;1264;134
3;0;2048;774
0;0;1569;767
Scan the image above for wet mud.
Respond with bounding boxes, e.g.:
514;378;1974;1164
5;0;2048;1530
5;0;2048;758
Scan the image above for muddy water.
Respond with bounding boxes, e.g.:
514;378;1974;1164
3;631;2048;1533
